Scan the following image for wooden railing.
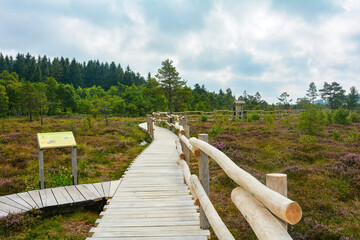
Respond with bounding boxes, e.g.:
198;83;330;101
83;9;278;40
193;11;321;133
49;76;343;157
147;114;302;240
157;109;304;122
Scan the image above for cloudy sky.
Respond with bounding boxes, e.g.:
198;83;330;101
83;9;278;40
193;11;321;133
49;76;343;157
1;0;359;103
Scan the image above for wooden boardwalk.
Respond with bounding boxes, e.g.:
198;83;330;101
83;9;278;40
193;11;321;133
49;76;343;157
0;180;121;217
87;123;209;239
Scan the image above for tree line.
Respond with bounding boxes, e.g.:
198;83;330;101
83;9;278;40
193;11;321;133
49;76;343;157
0;53;146;90
0;53;359;121
0;57;238;120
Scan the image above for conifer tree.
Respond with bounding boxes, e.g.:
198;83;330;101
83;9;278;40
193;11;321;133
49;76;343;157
155;59;186;114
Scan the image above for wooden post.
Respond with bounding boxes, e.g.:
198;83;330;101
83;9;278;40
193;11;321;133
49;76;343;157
150;118;154;140
38;148;45;189
146;115;150;134
71;147;78;185
183;126;190;165
198;134;210;230
172;115;175;133
266;173;288;230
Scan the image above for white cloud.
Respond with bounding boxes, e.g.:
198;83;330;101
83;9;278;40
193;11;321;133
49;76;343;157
0;0;359;103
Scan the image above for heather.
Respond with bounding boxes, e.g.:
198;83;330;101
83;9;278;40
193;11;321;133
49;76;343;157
188;115;360;239
0;116;149;238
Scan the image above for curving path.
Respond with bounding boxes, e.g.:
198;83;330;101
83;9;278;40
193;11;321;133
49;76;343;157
86;123;209;239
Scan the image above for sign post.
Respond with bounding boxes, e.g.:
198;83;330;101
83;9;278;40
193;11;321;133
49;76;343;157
37;132;77;189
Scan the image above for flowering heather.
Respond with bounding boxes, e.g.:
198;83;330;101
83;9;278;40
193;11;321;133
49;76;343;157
211;141;226;150
0;178;11;186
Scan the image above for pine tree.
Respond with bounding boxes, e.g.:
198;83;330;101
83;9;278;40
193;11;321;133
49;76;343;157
155;59;186;114
306;82;318;103
320;82;345;109
346;86;359;110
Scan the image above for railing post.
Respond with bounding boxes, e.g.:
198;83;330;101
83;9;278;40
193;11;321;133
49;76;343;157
151;118;154;140
183;126;190;165
198;133;210;230
266;173;288;230
146;115;150;134
172;115;175;132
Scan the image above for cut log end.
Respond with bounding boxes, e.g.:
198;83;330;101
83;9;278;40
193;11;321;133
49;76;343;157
194;149;201;157
286;201;302;225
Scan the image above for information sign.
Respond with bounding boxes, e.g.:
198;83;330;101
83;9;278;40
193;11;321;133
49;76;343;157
37;132;76;150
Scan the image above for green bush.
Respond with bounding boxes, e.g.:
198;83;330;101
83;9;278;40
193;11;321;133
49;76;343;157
250;113;261;121
332;130;342;140
297;106;320;135
208;125;222;135
200;115;208;122
264;114;275;129
46;166;73;188
349;111;360;123
332;108;351;125
299;134;318;143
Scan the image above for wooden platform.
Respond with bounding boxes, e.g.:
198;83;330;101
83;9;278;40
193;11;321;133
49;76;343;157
0;180;121;217
86;123;209;239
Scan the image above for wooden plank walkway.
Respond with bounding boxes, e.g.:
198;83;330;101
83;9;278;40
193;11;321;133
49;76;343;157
87;123;209;239
0;180;121;217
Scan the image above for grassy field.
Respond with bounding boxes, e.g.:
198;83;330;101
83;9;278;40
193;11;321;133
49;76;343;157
1;113;359;239
188;114;360;239
0;116;149;239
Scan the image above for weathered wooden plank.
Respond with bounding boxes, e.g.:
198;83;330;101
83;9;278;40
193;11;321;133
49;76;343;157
83;184;102;199
93;182;105;198
87;236;207;240
90;229;210;237
99;212;199;218
17;192;38;209
95;219;201;227
90;226;201;232
39;189;58;207
0;201;24;214
4;194;32;210
28;190;43;208
109;180;121;198
101;181;111;198
52;187;74;205
0;196;28;210
76;184;98;201
64;185;86;202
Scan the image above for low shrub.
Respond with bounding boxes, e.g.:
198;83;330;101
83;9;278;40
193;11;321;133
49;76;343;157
249;113;261;121
0;210;41;237
46;166;73;188
333;108;351;125
332;130;342;140
208;125;222;135
200;115;208;122
349;111;360;123
299;134;318;144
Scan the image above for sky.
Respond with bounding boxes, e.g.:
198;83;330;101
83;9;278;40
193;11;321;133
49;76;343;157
0;0;359;103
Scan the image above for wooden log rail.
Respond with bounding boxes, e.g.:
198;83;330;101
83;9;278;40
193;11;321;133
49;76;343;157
151;113;303;240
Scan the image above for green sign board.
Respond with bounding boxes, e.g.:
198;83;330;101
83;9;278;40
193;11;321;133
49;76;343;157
37;132;77;150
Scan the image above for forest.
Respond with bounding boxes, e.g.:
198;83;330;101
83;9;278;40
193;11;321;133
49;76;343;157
0;53;359;121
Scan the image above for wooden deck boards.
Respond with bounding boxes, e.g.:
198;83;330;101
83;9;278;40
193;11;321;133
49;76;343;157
87;123;209;240
0;180;121;215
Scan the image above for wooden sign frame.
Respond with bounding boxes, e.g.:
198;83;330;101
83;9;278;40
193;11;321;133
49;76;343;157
37;132;78;189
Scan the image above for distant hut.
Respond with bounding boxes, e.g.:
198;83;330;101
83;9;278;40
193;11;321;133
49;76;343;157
234;100;245;119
